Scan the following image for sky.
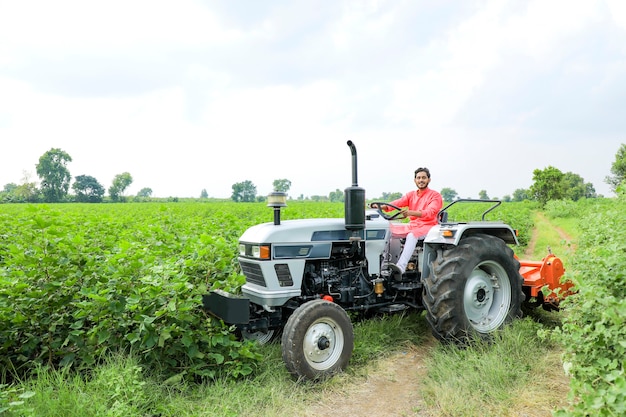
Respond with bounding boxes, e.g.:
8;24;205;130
1;0;625;200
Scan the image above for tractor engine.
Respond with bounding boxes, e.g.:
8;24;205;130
302;259;370;304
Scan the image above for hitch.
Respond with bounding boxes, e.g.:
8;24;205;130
518;250;575;308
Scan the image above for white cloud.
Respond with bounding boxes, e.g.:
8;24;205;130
607;0;626;30
0;0;241;53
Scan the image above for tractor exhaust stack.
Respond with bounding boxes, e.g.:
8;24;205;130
344;140;365;231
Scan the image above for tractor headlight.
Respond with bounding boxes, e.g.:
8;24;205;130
239;243;271;260
253;245;271;259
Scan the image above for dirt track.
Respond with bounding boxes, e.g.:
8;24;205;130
299;338;437;417
524;212;576;257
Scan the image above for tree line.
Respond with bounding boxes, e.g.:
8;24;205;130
1;148;143;203
4;144;625;204
439;167;597;204
231;144;626;205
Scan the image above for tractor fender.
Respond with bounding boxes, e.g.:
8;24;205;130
422;223;519;279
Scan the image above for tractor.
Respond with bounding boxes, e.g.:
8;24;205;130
204;141;573;381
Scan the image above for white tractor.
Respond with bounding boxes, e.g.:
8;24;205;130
205;141;571;381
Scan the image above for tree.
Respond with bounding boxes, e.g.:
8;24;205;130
15;183;40;202
1;183;18;203
440;187;458;202
329;189;344;202
380;191;402;201
109;172;133;202
11;171;40;203
562;172;596;201
530;166;565;205
478;190;490;200
72;175;105;203
36;148;72;202
512;188;530;202
200;189;208;199
273;179;292;193
605;143;626;193
136;187;152;198
135;187;153;202
2;183;17;194
231;180;257;202
530;166;596;205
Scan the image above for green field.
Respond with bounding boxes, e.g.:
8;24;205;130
1;198;624;416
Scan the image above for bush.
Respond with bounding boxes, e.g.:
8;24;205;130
0;204;261;382
553;195;626;416
544;200;578;218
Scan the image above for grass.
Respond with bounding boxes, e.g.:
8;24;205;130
4;313;430;417
527;211;578;266
420;316;569;417
4;355;154;417
4;311;569;417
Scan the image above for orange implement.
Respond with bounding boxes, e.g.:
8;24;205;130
518;251;575;308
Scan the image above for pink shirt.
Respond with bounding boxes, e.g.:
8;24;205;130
387;188;443;238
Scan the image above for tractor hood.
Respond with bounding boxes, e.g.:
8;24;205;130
239;213;389;245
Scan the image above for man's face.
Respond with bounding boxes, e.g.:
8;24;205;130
414;171;430;190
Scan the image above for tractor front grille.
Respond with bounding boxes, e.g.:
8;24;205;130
240;261;266;287
274;263;293;287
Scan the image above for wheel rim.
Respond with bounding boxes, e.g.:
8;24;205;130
303;317;345;371
463;260;511;333
241;329;275;344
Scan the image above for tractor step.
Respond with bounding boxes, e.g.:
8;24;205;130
379;303;409;313
391;282;422;291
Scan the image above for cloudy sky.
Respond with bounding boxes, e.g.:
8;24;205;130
1;0;625;199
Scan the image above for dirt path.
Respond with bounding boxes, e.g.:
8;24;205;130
300;337;437;417
524;211;576;258
524;217;540;258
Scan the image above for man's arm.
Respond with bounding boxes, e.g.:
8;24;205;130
420;192;443;219
376;194;409;212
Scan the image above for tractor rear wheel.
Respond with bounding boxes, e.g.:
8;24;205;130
423;234;524;343
281;299;354;381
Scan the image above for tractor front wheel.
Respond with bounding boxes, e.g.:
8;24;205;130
423;234;524;343
281;299;354;381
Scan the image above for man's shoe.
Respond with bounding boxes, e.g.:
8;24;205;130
388;263;402;274
383;262;403;276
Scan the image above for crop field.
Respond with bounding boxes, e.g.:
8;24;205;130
1;197;624;416
0;200;535;380
0;201;277;382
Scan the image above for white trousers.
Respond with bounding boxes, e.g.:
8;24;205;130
396;233;420;273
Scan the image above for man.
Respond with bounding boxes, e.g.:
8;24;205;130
373;167;443;275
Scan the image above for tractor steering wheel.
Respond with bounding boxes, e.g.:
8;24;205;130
369;202;406;221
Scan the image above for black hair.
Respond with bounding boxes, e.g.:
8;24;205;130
414;167;431;178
